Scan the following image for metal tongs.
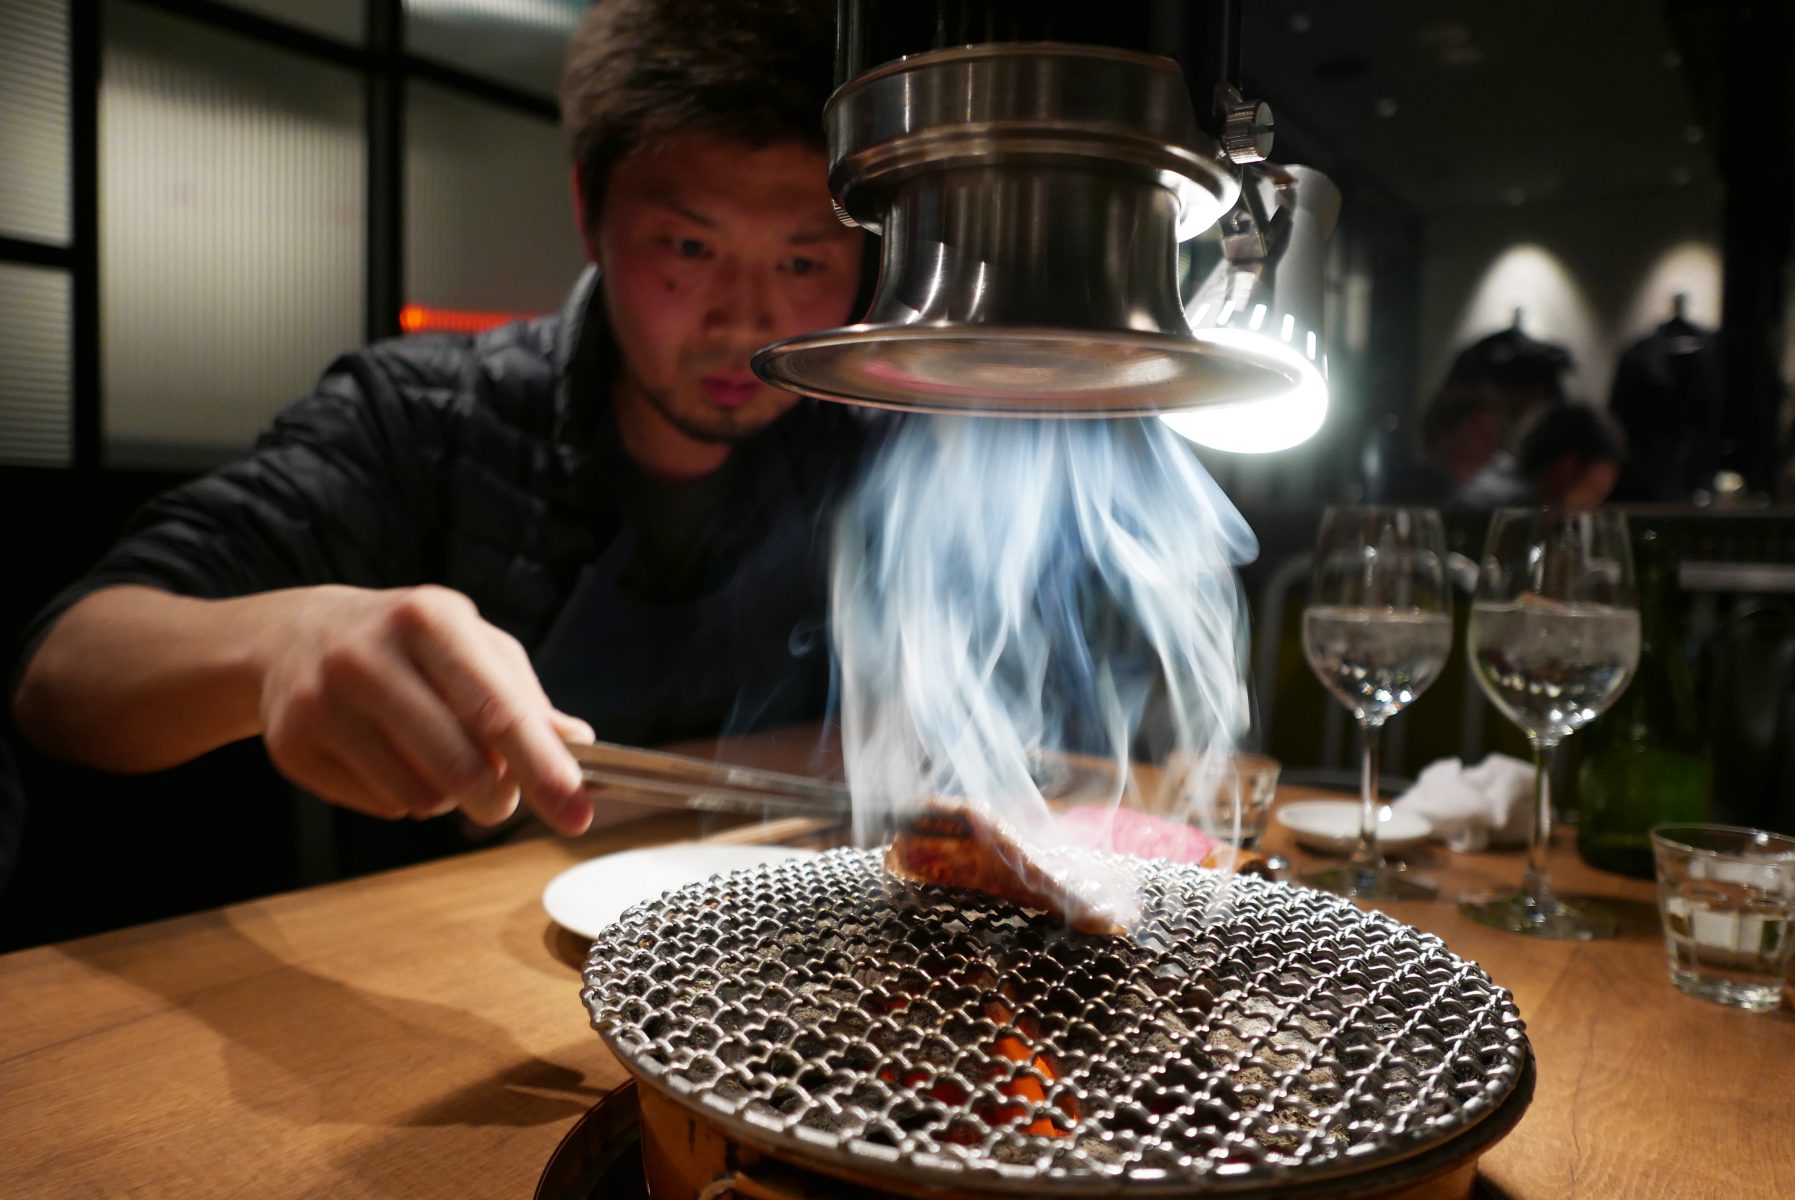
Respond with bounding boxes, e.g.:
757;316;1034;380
566;739;850;819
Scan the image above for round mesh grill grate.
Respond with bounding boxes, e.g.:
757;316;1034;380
581;849;1529;1195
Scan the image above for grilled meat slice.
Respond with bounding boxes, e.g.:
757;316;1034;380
886;799;1129;936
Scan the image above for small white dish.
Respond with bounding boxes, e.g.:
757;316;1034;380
542;843;818;940
1275;801;1433;856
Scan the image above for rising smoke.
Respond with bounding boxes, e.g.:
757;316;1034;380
832;414;1258;925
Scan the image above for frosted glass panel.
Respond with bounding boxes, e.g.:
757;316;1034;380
225;0;365;45
100;3;366;469
1;0;71;244
405;80;585;315
405;0;584;98
0;263;72;467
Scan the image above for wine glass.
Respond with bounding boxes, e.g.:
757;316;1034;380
1300;507;1453;900
1463;508;1641;939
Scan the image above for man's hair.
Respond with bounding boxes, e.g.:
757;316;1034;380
559;0;838;232
1517;403;1627;480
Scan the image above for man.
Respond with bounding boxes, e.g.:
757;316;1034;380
1442;323;1574;440
1379;389;1502;504
1437;324;1577;508
1421;390;1501;491
10;0;867;840
1515;403;1626;508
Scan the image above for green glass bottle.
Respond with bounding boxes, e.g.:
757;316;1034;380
1576;528;1709;877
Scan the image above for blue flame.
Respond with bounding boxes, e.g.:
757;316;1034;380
832;414;1258;899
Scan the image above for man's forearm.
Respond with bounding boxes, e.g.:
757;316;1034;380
11;585;287;772
13;582;597;834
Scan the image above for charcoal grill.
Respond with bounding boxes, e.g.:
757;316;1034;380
580;849;1533;1198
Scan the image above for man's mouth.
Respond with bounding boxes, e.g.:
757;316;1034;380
700;375;762;409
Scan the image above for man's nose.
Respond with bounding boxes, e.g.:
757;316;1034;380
704;258;775;335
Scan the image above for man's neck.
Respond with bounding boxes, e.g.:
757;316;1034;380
611;375;732;481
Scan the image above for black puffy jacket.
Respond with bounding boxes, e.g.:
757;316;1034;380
26;268;869;743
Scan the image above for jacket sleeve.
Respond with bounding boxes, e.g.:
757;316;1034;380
17;348;449;664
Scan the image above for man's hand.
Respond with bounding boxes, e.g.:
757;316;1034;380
258;585;595;833
12;584;597;835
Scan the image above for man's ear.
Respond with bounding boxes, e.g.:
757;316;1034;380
571;165;599;264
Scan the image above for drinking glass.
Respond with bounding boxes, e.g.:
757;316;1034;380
1300;507;1452;900
1167;751;1282;850
1651;824;1795;1013
1464;508;1641;939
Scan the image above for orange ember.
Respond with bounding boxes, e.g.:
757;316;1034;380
992;1033;1077;1137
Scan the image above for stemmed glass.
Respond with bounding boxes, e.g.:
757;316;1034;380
1300;507;1453;900
1463;508;1641;939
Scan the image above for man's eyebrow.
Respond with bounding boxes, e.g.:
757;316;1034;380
651;198;717;227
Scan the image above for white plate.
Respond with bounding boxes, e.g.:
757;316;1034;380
1274;801;1433;856
542;843;819;940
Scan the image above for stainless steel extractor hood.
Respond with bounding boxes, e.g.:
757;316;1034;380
752;1;1338;450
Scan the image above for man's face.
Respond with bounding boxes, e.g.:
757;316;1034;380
1536;454;1620;508
592;136;863;447
1560;457;1620;508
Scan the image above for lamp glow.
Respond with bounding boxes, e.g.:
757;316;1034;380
1163;328;1329;453
1165;164;1339;454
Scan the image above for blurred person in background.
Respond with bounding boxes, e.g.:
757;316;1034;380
1377;388;1503;503
1514;403;1626;508
1442;320;1574;444
1423;390;1503;488
9;0;868;841
1434;322;1578;507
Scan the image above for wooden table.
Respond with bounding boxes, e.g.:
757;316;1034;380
1;788;1790;1199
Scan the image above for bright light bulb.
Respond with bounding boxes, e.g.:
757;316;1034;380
1161;326;1329;453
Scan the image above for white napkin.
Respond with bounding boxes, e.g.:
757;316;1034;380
1391;755;1534;852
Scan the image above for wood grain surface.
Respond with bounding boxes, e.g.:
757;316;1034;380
0;784;1788;1199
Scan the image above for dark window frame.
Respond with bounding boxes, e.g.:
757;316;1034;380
0;0;561;472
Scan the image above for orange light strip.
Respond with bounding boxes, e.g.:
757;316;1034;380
399;304;543;335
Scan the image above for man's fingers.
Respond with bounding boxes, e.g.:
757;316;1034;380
265;715;409;821
324;716;452;820
481;702;586;832
550;709;597;745
461;769;524;828
334;655;501;808
291;750;411;821
396;603;585;833
546;711;596;833
553;784;594;835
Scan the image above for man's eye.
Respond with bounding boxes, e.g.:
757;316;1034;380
669;237;709;259
786;257;823;276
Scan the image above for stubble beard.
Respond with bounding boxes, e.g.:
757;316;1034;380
630;365;779;446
